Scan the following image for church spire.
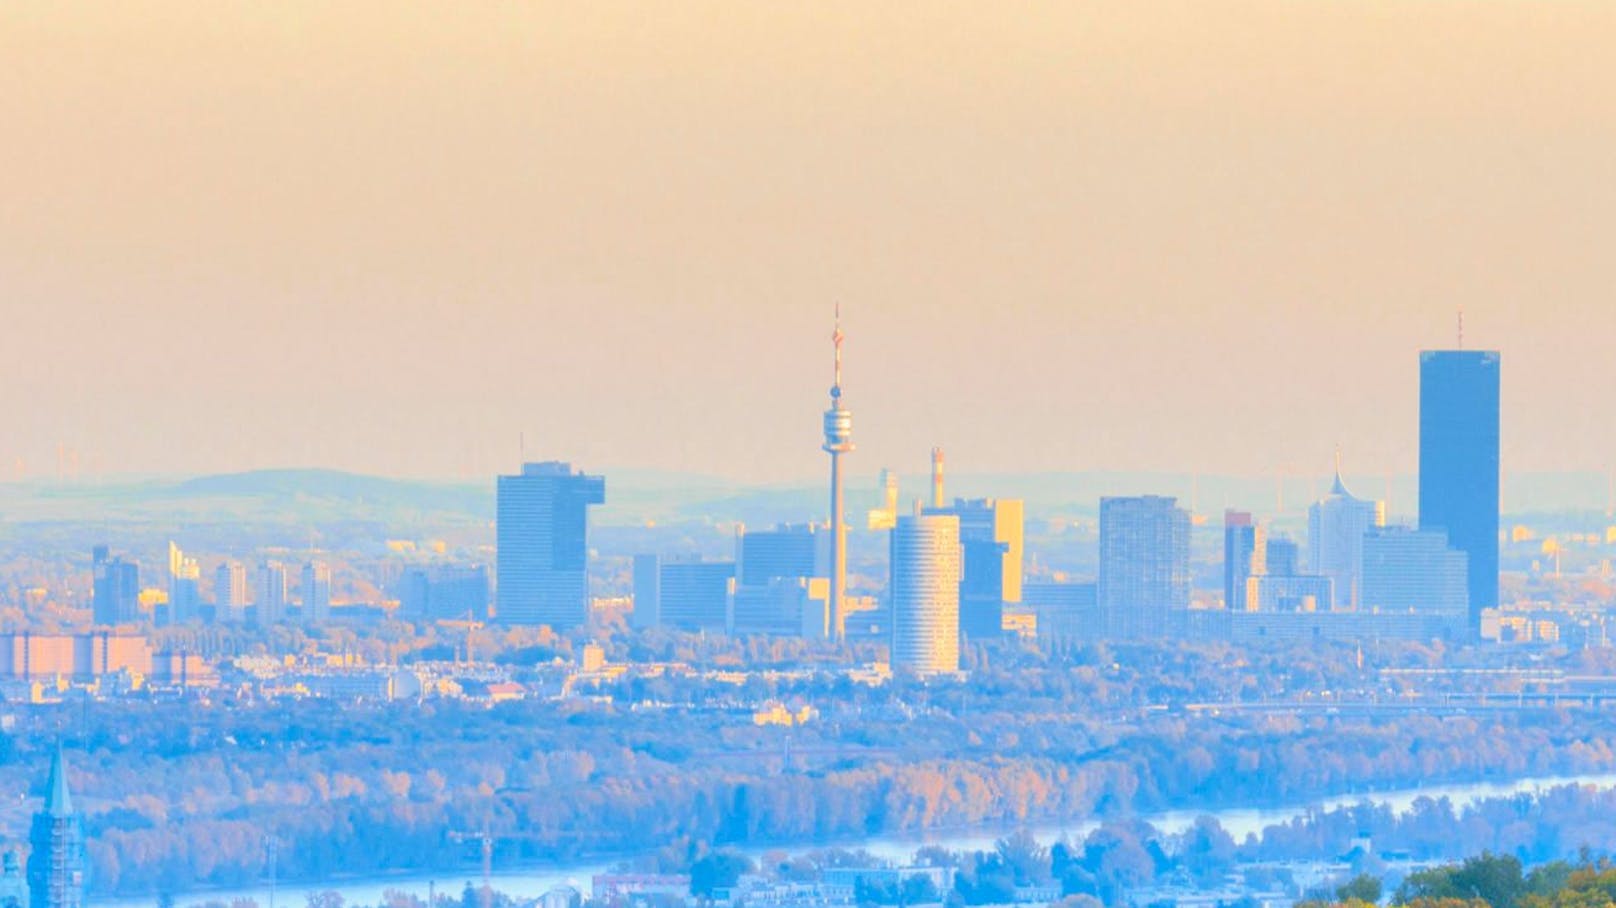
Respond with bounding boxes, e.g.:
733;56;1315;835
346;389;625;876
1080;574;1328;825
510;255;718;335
44;745;72;818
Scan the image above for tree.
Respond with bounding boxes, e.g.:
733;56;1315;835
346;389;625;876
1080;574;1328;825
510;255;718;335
900;874;940;906
1335;874;1382;905
1396;854;1525;908
690;851;753;899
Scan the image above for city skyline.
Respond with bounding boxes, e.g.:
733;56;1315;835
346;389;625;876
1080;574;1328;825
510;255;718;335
5;4;1616;482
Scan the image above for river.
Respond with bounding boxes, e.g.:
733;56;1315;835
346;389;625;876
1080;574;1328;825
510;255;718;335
101;772;1616;908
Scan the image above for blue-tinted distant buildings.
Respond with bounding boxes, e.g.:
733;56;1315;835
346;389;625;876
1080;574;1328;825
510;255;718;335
214;560;248;624
1098;496;1190;638
401;564;488;621
301;561;332;624
254;562;288;626
91;547;139;626
495;462;605;628
1362;526;1469;619
1307;466;1384;609
731;523;827;637
632;556;734;632
1223;510;1257;610
1023;580;1098;639
1419;349;1501;629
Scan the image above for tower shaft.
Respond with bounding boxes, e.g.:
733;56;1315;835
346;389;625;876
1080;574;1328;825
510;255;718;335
822;308;853;641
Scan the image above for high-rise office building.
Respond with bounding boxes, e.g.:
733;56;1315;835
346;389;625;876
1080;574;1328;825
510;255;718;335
1419;349;1501;628
923;498;1024;640
91;548;139;626
27;749;85;908
1246;574;1333;612
1264;536;1301;578
889;514;961;674
732;577;831;637
731;523;826;637
254;562;288;625
301;561;332;624
1308;463;1385;609
1;849;25;908
632;557;734;632
1098;496;1190;639
495;461;606;628
1361;526;1470;619
1022;580;1099;640
1223;510;1257;611
165;543;201;626
737;524;821;587
630;554;662;630
400;565;489;621
214;561;248;623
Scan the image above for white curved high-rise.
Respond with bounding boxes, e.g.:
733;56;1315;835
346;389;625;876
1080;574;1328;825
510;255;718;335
890;514;961;674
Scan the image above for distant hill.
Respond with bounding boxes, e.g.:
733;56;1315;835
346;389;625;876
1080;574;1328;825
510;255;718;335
172;469;488;515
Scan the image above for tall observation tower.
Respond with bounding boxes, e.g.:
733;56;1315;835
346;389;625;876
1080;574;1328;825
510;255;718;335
822;307;853;641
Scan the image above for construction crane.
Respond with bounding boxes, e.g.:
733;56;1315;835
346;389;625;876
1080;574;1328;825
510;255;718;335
448;825;606;908
448;828;496;908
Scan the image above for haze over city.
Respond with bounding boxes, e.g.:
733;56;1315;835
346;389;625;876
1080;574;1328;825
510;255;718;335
11;8;1616;908
5;3;1616;481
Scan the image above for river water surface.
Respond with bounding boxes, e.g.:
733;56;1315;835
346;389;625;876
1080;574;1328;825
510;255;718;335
105;772;1616;908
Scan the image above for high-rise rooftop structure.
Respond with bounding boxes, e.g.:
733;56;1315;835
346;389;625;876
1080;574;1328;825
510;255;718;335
166;542;201;626
91;548;139;626
1098;496;1190;638
495;461;606;628
1419;348;1501;630
27;749;85;908
822;309;853;641
930;447;945;509
301;561;332;624
1308;457;1386;609
214;560;248;623
924;497;1023;640
889;514;961;674
1223;510;1257;610
866;470;900;531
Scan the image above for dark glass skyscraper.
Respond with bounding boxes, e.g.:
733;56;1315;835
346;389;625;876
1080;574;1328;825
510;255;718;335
1419;350;1500;629
495;461;606;628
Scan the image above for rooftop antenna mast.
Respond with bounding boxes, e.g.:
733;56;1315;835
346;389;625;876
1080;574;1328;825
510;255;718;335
1457;305;1465;350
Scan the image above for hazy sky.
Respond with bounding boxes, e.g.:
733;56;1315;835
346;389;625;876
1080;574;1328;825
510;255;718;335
3;3;1614;483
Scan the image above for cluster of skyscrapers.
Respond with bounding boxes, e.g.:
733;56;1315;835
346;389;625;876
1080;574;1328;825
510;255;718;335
497;325;1503;671
1199;349;1497;639
89;543;332;629
613;319;1027;675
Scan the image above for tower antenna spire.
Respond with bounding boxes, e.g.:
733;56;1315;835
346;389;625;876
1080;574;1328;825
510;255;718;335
832;302;845;392
1457;305;1464;350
